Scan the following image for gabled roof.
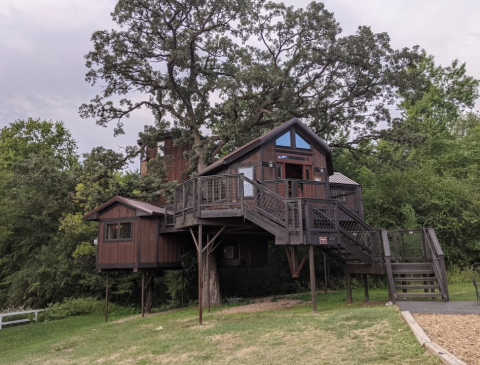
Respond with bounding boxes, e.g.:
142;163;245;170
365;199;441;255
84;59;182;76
199;118;334;176
329;172;360;185
83;196;166;221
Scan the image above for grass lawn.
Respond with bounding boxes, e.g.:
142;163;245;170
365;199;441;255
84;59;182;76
0;287;444;365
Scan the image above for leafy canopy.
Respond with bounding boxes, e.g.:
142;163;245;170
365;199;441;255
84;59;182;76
81;0;421;171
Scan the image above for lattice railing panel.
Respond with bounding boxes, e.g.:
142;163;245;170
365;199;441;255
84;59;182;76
286;200;301;236
388;231;424;262
306;200;336;231
329;184;358;209
336;205;373;252
243;177;286;226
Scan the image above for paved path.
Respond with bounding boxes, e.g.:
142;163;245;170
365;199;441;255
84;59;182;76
397;301;480;314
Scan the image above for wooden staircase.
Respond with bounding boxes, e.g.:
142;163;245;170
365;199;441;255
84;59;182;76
391;263;443;300
383;229;449;303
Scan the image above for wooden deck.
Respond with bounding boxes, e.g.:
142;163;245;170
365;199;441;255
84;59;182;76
170;174;449;302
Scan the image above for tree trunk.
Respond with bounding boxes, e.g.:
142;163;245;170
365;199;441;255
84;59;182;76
202;251;221;307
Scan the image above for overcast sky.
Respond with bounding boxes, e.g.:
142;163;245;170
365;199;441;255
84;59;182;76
1;0;479;167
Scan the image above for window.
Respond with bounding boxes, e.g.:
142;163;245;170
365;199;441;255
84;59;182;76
157;141;165;156
277;155;309;161
238;166;254;197
305;168;311;180
275;132;291;147
106;222;132;240
277;165;282;178
295;133;310;149
275;130;311;149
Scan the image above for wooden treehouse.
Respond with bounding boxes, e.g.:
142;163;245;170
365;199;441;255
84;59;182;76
84;118;449;322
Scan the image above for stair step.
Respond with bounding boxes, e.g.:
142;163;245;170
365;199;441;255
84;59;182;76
392;269;434;275
397;292;443;298
395;285;440;290
391;263;433;270
393;276;436;282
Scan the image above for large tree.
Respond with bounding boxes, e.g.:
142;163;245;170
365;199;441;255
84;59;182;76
80;0;422;305
80;0;421;171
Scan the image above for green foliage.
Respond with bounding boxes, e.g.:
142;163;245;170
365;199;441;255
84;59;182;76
334;55;480;267
163;271;184;307
400;204;419;230
81;0;421;172
42;297;132;321
447;266;474;285
0;118;78;170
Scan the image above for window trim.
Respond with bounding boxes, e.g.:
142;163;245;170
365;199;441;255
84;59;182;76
105;221;133;242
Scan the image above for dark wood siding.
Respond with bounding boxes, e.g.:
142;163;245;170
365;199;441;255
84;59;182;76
262;142;276;180
137;219;158;264
97;220;136;266
313;149;327;182
158;234;190;263
141;137;190;182
99;203;136;219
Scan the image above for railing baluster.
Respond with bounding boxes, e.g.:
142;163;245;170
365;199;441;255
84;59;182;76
239;175;244;215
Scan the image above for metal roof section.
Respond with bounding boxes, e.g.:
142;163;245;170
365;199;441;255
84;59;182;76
83;196;166;221
329;172;360;185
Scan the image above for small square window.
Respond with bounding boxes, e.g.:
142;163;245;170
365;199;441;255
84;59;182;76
157;141;165;156
119;222;132;239
106;223;119;240
106;222;132;240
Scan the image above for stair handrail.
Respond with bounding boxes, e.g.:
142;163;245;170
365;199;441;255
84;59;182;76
336;203;374;254
337;203;373;231
423;228;449;301
304;200;372;257
241;175;288;228
381;229;397;302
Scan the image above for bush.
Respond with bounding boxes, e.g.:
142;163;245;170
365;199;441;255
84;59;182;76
41;297;132;321
447;266;473;284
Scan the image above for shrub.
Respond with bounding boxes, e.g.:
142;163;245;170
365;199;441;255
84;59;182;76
41;297;132;321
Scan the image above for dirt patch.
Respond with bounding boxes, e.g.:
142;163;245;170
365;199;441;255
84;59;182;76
414;313;480;365
218;299;301;314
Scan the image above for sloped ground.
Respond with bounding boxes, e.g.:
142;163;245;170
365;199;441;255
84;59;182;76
0;293;441;365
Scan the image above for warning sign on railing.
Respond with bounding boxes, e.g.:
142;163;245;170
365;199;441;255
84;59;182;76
319;237;328;245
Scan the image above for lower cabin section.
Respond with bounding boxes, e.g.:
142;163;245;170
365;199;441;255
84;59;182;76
218;236;269;267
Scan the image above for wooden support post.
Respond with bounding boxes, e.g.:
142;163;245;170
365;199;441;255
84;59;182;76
386;276;394;302
346;273;353;304
309;245;317;313
105;272;109;323
198;225;203;326
181;269;184;307
207;235;211;314
323;253;328;294
363;274;369;302
141;271;145;318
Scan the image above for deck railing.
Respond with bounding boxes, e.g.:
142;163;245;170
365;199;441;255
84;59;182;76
263;179;363;218
423;228;449;301
173;174;371;248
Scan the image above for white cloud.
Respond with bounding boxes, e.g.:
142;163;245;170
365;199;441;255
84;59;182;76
0;0;479;165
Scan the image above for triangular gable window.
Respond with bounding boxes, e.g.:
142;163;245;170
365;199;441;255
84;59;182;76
275;131;291;147
295;133;310;149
